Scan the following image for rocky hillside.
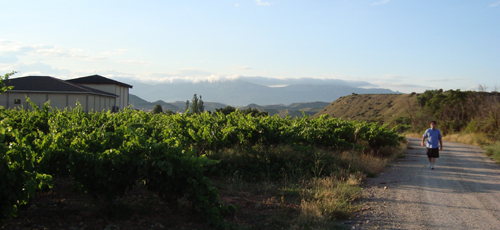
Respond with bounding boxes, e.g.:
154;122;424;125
312;93;419;125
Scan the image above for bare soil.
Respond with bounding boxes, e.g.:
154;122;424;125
3;177;298;230
348;137;500;229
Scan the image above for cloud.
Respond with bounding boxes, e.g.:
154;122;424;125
116;60;149;65
490;1;500;7
431;77;468;82
0;53;19;63
101;49;127;56
254;0;270;6
237;66;252;70
2;61;136;81
360;82;427;93
381;74;410;81
106;70;374;89
372;0;390;5
0;40;122;62
0;40;34;55
9;62;73;79
31;45;106;60
130;73;372;88
173;68;213;77
235;4;239;7
126;73;240;84
244;76;375;88
359;75;483;93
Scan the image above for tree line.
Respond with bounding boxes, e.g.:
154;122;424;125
402;88;500;140
153;94;269;117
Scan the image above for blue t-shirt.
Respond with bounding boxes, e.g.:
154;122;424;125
423;128;442;149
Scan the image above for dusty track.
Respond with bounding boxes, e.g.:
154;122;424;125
349;137;500;229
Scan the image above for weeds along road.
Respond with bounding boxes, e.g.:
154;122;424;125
350;137;500;230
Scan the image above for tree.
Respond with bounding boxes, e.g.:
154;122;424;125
1;71;16;94
185;94;205;114
164;109;175;115
190;94;204;114
215;105;236;115
198;95;204;113
184;100;190;114
417;89;475;134
242;107;269;117
152;104;163;114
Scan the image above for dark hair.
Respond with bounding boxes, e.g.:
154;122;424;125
430;121;437;125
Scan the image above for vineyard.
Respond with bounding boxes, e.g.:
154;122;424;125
0;102;403;229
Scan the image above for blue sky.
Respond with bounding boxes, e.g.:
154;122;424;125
1;0;499;94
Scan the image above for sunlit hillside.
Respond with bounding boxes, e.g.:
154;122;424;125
312;93;419;125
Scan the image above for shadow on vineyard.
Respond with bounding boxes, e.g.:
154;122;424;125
1;101;405;229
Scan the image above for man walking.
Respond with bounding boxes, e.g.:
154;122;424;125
421;121;443;170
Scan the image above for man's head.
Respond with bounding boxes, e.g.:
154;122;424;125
430;121;437;129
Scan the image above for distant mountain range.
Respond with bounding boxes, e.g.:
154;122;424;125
129;94;227;113
129;94;330;117
125;78;398;106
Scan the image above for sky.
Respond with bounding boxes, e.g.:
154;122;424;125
1;0;499;94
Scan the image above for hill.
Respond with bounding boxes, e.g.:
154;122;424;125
129;95;180;111
240;101;330;117
129;94;226;113
312;93;419;125
129;94;330;117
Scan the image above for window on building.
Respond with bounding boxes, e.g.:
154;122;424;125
14;99;21;104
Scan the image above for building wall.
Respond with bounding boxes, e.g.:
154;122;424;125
0;93;6;107
79;83;129;110
0;92;27;109
0;92;116;112
99;97;105;111
25;93;48;108
88;95;95;112
48;94;66;109
84;84;115;94
116;85;129;110
67;94;87;111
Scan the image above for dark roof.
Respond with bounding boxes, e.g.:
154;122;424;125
66;75;133;88
5;76;118;97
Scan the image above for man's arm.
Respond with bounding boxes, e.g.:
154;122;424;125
421;136;426;147
439;138;443;150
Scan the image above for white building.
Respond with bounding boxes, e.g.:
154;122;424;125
0;75;133;112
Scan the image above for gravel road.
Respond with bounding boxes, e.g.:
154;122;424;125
348;137;500;229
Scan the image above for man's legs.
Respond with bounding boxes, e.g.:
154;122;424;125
427;148;438;169
428;157;436;169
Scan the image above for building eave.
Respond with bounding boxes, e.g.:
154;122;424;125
5;90;119;98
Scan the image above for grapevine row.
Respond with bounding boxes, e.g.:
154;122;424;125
0;103;402;228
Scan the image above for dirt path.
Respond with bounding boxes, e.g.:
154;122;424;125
348;137;500;229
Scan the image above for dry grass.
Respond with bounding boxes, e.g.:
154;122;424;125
215;174;363;229
405;133;421;139
210;141;408;229
407;132;494;146
485;142;500;164
442;133;494;146
312;93;418;125
341;151;388;177
212;144;407;229
297;176;362;229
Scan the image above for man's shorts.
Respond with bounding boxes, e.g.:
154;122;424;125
427;148;439;158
